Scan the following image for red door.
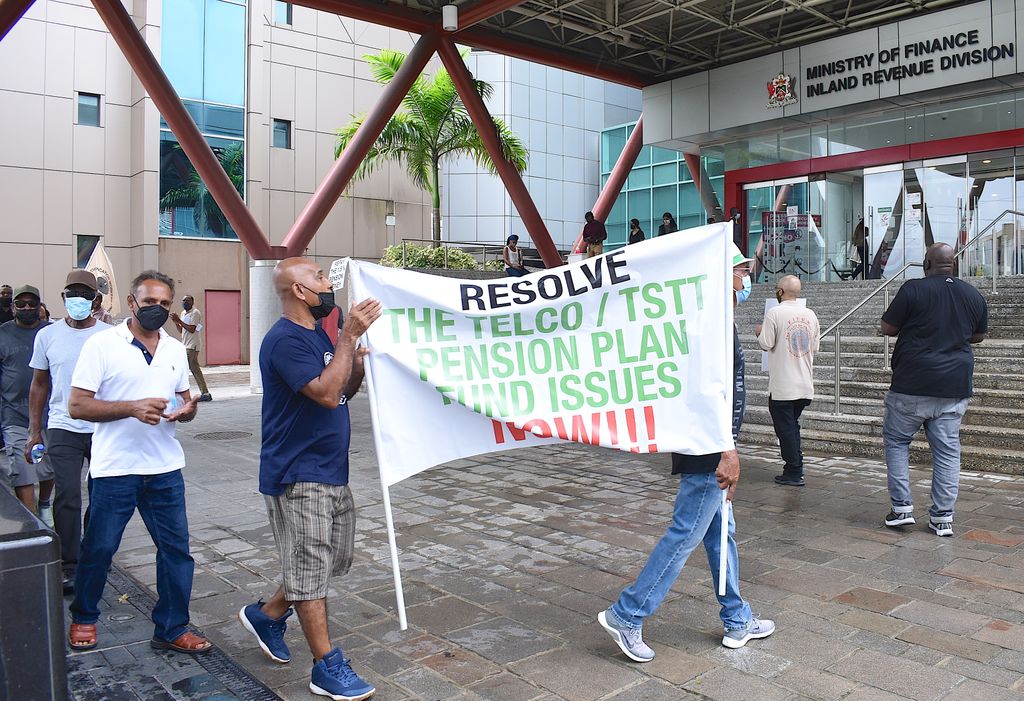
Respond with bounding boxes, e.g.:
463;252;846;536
204;290;241;365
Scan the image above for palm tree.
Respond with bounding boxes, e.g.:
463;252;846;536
336;49;528;243
160;142;244;237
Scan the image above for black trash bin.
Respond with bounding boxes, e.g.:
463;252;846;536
0;488;67;701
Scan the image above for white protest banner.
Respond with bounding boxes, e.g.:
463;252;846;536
346;222;736;487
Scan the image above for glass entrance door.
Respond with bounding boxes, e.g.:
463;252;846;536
863;165;904;279
743;177;820;284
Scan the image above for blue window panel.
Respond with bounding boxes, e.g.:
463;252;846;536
627;166;651;190
204;104;244;138
204;0;245;106
162;0;204;101
652;186;676;229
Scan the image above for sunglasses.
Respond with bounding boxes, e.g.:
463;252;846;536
64;289;97;301
14;300;38;309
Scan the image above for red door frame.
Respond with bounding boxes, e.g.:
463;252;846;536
723;127;1024;253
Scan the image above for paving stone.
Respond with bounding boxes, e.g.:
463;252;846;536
420;648;503;685
939;559;1024;594
836;608;910;637
962;529;1024;547
972;620;1024;651
832;587;910;614
445;618;561;664
682;666;792;701
774;665;859;700
403;596;496;635
642;645;715;685
896;624;1002;662
827;649;964;701
840;688;905;701
890;599;992;636
507;648;644;701
603;679;702;700
465;672;547;701
936;655;1024;688
705;645;791;678
389;666;470;700
939;679;1024;700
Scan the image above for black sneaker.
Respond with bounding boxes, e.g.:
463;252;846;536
774;473;805;487
928;520;953;537
198;393;213;402
884;510;915;527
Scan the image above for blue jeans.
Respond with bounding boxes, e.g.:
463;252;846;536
883;391;969;522
71;470;195;642
610;471;752;632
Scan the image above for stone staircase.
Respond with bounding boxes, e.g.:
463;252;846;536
735;275;1024;475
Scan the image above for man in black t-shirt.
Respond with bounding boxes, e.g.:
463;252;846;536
880;243;987;537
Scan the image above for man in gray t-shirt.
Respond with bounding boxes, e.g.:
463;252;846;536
0;285;51;512
29;270;110;590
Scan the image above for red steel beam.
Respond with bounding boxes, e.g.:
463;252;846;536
90;0;274;260
0;0;36;42
568;115;644;253
458;0;529;29
282;32;440;257
437;38;561;268
683;152;723;222
288;0;646;88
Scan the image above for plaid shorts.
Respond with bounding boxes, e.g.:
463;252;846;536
265;482;356;601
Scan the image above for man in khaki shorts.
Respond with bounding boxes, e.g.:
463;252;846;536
239;257;381;701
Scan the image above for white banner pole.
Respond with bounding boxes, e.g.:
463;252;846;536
347;259;409;630
718;489;729;597
380;482;409;630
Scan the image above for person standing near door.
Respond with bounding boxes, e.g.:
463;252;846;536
170;296;212;402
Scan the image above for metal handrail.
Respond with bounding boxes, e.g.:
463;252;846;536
815;204;1024;413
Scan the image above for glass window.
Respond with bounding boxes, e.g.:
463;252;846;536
77;93;101;127
204;104;245;138
159;132;243;239
652;186;676;232
601;127;627;173
274;1;293;25
76;235;100;268
204;0;246;106
627;166;651;190
650;147;678;164
162;0;205;101
273;119;292;149
652;163;676;186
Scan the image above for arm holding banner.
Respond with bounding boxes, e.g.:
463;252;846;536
300;299;381;408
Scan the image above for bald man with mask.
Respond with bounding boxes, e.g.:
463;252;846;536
239;258;381;700
880;243;987;537
756;275;819;487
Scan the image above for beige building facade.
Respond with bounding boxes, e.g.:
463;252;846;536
0;0;433;364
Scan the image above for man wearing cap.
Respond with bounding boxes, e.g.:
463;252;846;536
170;295;212;402
598;241;774;661
28;270;111;592
0;285;52;514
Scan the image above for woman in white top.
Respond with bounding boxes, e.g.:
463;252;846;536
503;235;528;277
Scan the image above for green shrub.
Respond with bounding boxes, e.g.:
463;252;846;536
380;243;482;270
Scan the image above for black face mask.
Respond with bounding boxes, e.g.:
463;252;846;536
183;301;193;311
131;297;170;331
300;285;336;321
15;308;40;324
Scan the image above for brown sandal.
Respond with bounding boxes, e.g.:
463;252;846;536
150;631;213;655
69;623;98;651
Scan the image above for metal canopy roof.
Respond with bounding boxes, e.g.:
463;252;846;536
296;0;974;87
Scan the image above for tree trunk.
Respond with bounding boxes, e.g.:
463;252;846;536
431;158;442;246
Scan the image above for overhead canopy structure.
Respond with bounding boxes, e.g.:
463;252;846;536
292;0;973;88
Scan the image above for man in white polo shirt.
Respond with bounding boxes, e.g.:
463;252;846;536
65;270;211;655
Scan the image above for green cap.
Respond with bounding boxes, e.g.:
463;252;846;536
12;284;40;300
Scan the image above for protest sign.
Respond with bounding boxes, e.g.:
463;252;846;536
345;222;736;488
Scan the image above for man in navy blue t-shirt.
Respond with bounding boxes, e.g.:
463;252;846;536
880;243;987;538
239;257;381;701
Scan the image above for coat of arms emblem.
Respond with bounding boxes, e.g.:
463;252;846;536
766;73;797;108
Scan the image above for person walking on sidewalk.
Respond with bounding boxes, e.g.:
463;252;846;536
170;295;212;402
756;275;819;487
880;243;987;537
0;285;53;513
27;270;110;594
597;243;775;662
240;257;381;701
582;211;608;258
66;271;209;654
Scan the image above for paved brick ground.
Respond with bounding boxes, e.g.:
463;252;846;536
71;389;1024;700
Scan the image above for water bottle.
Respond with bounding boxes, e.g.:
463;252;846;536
30;443;45;464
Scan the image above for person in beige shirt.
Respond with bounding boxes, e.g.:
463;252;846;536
756;275;819;487
170;295;212;402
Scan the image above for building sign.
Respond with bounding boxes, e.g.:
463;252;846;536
804;29;1014;98
766;73;797;108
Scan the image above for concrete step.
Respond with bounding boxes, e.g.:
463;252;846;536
744;364;1024;392
743;405;1023;452
743;375;1024;409
740;348;1024;373
739;422;1024;475
743;388;1023;429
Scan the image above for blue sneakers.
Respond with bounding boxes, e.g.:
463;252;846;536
310;648;375;701
238;600;293;663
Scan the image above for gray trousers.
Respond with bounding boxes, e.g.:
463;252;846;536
47;428;92;569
